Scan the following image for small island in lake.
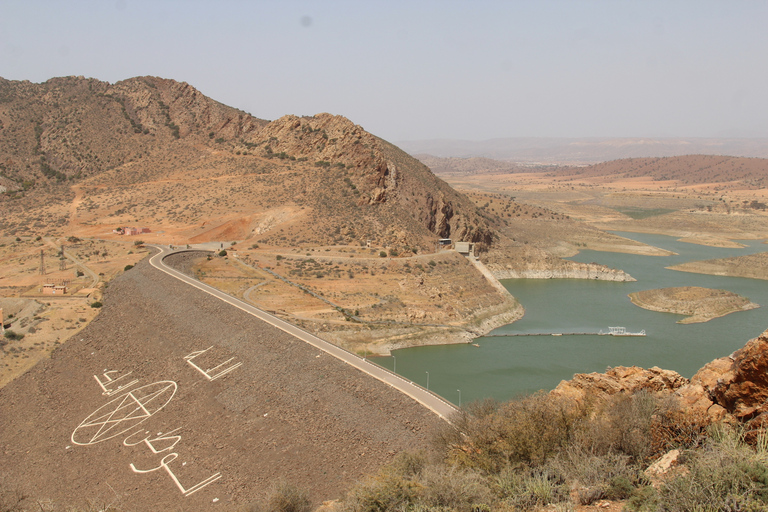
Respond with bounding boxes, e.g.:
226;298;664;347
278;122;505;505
628;286;759;324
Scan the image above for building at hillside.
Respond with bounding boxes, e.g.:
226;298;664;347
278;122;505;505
42;283;68;295
455;242;474;256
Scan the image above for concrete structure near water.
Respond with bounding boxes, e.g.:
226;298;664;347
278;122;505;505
455;241;474;256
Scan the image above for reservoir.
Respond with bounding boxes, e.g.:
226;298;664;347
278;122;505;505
374;232;768;406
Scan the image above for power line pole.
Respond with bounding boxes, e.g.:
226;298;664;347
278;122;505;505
39;250;46;275
59;245;66;270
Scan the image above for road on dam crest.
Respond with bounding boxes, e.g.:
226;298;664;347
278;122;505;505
149;245;458;421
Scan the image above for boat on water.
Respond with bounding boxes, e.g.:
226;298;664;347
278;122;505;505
599;326;646;337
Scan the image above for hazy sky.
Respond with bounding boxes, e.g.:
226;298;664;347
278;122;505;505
2;1;767;142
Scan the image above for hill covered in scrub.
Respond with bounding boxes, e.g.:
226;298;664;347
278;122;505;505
0;76;493;252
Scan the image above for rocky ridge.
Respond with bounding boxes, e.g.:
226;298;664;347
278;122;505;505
0;76;495;251
553;328;768;432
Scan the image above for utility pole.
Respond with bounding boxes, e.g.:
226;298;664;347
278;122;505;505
59;245;66;271
39;250;46;275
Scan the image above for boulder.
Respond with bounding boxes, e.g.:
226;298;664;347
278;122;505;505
552;329;768;430
711;331;768;420
644;449;686;487
551;365;688;405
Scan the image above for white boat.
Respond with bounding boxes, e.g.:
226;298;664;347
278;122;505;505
599;326;646;337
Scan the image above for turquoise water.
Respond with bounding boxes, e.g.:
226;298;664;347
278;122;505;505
373;233;768;406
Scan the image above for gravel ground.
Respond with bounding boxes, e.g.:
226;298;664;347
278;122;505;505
0;252;444;511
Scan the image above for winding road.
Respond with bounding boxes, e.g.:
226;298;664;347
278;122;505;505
148;245;459;421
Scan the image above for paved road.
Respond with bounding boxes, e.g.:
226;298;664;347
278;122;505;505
148;245;459;421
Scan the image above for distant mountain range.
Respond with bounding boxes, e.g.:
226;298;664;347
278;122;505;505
395;137;768;164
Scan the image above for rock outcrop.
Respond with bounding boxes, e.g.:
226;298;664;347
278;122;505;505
552;366;688;404
553;328;768;430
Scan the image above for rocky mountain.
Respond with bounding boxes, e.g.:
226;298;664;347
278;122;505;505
0;76;494;251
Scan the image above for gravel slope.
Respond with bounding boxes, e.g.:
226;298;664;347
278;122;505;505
0;253;443;510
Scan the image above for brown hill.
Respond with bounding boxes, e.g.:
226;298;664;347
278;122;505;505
0;76;493;251
559;154;768;188
412;154;533;175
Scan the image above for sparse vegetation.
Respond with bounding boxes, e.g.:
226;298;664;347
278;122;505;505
341;391;768;511
3;330;24;341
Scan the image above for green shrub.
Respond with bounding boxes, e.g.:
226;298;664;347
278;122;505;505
3;330;24;341
124;264;134;271
219;250;227;257
379;251;387;258
90;301;102;308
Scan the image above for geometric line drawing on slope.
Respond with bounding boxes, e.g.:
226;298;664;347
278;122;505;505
130;452;222;497
184;347;242;381
94;369;139;397
71;381;177;446
123;427;183;454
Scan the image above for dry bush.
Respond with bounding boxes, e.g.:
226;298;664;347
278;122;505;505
491;466;569;509
417;465;492;512
341;452;427;512
572;390;658;461
342;451;494;512
656;425;768;511
547;449;642;505
649;395;709;456
443;393;586;472
247;480;312;512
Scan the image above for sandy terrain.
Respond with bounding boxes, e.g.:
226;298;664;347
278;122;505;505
438;169;768;252
170;247;522;355
0;236;148;387
669;252;768;280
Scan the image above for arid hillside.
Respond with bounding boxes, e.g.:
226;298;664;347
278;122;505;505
0;75;533;380
0;76;493;252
